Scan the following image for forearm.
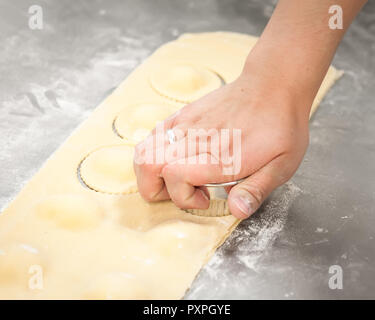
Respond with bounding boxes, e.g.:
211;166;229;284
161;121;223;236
243;0;367;117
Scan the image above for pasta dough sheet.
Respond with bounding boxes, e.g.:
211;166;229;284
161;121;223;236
0;32;342;299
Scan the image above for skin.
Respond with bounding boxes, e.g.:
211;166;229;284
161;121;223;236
134;0;368;219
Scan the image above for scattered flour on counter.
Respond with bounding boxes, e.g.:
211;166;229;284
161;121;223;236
226;182;301;271
186;182;302;299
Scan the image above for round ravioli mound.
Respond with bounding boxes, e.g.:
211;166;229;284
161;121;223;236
79;145;137;194
145;220;217;259
114;103;177;143
35;194;103;230
150;64;222;103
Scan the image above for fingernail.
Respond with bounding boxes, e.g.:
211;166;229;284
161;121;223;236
232;194;254;217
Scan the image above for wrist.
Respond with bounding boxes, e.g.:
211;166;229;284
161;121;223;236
240;51;315;122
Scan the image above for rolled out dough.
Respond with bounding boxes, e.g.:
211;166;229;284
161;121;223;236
0;32;342;299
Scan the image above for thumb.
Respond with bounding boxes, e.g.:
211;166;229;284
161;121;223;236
228;155;292;219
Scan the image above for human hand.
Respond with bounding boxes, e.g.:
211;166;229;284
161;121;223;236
134;59;311;219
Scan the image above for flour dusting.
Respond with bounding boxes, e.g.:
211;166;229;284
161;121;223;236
185;181;302;299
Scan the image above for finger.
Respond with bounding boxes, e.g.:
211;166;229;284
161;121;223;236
228;154;296;219
134;126;188;202
161;154;239;209
133;138;169;202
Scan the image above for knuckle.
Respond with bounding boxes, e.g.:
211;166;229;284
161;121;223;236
161;165;170;178
141;163;158;175
172;192;196;209
161;164;175;180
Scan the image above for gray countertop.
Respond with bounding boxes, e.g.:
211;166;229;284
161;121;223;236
1;0;374;299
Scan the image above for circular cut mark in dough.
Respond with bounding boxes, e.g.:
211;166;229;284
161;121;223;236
113;103;177;144
35;194;103;230
79;145;137;194
83;272;150;299
149;64;222;103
